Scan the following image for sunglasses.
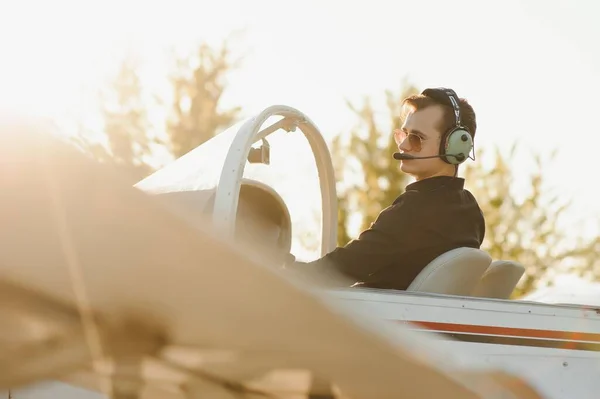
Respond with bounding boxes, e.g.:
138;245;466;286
393;129;426;152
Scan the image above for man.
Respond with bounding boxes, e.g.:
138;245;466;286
285;87;486;290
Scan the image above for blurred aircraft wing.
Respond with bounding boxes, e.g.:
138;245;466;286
0;117;545;399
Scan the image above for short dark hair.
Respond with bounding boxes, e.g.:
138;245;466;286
400;92;477;140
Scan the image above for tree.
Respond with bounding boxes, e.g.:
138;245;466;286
103;55;153;172
167;38;243;158
331;82;418;246
74;54;156;182
462;145;600;297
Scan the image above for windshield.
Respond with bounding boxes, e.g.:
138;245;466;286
135;119;249;194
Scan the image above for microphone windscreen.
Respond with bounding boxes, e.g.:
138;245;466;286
393;152;413;160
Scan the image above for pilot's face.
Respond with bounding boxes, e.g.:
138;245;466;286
395;104;455;181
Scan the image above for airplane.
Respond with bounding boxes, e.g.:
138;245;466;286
0;105;596;399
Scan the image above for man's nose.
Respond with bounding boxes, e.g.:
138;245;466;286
399;137;411;152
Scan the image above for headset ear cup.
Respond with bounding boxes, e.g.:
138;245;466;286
445;127;473;165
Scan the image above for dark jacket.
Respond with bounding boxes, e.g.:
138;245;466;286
289;175;486;290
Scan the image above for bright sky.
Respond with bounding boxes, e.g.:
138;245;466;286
1;0;599;247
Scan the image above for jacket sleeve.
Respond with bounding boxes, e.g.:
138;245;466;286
289;194;422;282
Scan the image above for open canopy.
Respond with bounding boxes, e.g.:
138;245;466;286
136;113;328;260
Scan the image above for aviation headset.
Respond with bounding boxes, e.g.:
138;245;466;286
421;87;474;165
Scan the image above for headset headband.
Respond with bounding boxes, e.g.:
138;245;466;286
421;87;462;128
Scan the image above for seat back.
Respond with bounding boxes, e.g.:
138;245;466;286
406;247;492;296
150;180;293;256
471;260;525;299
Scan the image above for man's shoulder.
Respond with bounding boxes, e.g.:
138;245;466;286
390;182;483;217
462;187;481;201
461;188;485;212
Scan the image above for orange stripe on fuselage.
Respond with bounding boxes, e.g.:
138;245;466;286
403;320;600;343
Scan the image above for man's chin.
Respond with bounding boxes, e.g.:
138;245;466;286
400;161;415;173
400;163;424;179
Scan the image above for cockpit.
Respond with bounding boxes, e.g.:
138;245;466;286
134;105;526;299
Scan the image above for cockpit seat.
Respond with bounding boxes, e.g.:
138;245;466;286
149;179;293;259
234;181;293;257
406;247;492;296
471;260;525;299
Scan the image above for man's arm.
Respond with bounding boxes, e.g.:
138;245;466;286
286;194;421;282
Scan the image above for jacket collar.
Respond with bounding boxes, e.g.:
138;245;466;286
405;176;465;193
